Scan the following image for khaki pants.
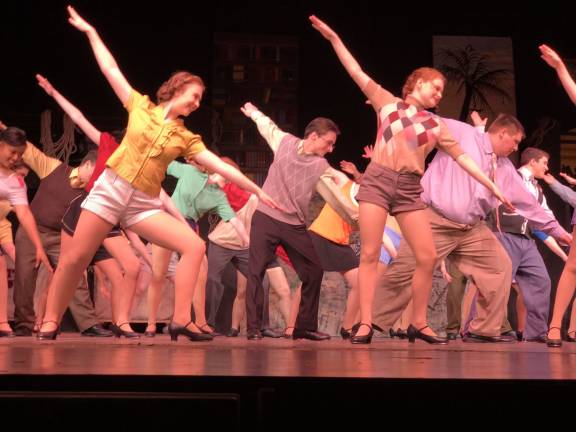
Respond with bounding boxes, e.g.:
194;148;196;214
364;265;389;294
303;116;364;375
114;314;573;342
373;208;512;336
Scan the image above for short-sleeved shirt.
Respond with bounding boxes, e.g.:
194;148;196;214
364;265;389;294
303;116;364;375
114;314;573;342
362;80;464;175
0;172;28;206
106;90;207;197
167;161;234;222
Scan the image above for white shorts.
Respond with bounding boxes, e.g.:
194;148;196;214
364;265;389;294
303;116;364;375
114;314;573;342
82;168;162;228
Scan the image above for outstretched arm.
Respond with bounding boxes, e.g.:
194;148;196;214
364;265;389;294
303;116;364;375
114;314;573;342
455;153;514;210
240;102;287;154
309;15;396;110
540;44;576;105
194;150;282;211
67;5;132;104
36;74;101;145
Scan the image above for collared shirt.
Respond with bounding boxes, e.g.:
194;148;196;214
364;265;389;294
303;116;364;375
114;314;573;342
167;161;234;222
106;90;207;197
517;166;553;216
422;118;566;238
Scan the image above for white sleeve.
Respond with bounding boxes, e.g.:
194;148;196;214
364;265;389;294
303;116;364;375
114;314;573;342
0;174;29;206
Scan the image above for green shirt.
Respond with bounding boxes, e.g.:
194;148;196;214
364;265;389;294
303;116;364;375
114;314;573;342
167;161;235;222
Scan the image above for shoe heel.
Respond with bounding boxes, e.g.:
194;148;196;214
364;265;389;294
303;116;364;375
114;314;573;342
407;325;416;343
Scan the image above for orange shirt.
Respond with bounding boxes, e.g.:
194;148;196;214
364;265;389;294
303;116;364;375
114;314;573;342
309;181;354;245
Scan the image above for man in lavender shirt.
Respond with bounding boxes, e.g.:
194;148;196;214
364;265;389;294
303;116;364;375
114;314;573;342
371;114;571;342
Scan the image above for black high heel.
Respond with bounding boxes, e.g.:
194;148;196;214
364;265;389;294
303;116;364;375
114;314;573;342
407;324;448;345
350;323;373;344
340;327;353;340
546;327;562;348
111;322;140;339
566;331;576;343
0;322;14;338
144;324;156;338
168;321;213;342
37;321;59;341
198;323;221;337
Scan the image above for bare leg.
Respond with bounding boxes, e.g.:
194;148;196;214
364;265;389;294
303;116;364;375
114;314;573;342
230;271;247;330
94;259;126;323
266;266;292;326
33;264;53;332
0;256;10;332
129;213;205;332
103;235;141;331
512;282;526;335
193;256;212;331
548;226;576;340
356;202;389;337
395;209;438;336
285;283;302;336
341;267;359;330
40;211;113;332
147;245;172;333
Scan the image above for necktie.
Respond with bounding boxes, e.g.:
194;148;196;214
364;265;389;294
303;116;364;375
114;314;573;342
491;153;502;232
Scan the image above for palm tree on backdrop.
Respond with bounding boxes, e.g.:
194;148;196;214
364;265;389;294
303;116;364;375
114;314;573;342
436;44;512;121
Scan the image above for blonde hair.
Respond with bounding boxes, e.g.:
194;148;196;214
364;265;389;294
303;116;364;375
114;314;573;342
156;71;205;103
402;67;446;99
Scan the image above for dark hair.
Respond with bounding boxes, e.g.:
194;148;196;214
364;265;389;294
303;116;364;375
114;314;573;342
520;147;549;166
109;129;126;144
402;67;446;99
303;117;341;138
80;150;98;166
156;71;205;103
0;127;27;147
487;113;526;138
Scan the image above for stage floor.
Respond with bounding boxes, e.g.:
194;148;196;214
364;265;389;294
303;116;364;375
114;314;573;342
1;333;576;380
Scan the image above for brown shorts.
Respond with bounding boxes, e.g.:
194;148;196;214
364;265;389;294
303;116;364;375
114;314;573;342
355;161;426;216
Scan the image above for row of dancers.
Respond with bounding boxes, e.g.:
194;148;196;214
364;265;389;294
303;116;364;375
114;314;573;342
0;8;575;347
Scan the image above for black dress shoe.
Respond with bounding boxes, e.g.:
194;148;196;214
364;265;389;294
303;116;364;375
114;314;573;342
351;323;373;344
261;328;281;338
37;321;60;341
247;330;263;340
168;322;213;342
226;327;239;337
407;324;449;344
446;332;458;340
546;327;562;348
462;332;515;343
198;324;222;337
13;326;33;337
292;329;331;341
340;327;352;340
516;331;523;342
110;323;140;339
81;324;113;337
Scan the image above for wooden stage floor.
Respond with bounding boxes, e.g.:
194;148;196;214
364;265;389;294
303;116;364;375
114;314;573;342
1;334;575;429
1;333;576;380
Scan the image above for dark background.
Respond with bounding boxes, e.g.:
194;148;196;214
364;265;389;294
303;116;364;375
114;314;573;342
2;1;576;327
2;1;576;169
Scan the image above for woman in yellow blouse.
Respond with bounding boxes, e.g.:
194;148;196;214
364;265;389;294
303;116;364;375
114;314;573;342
38;6;279;340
